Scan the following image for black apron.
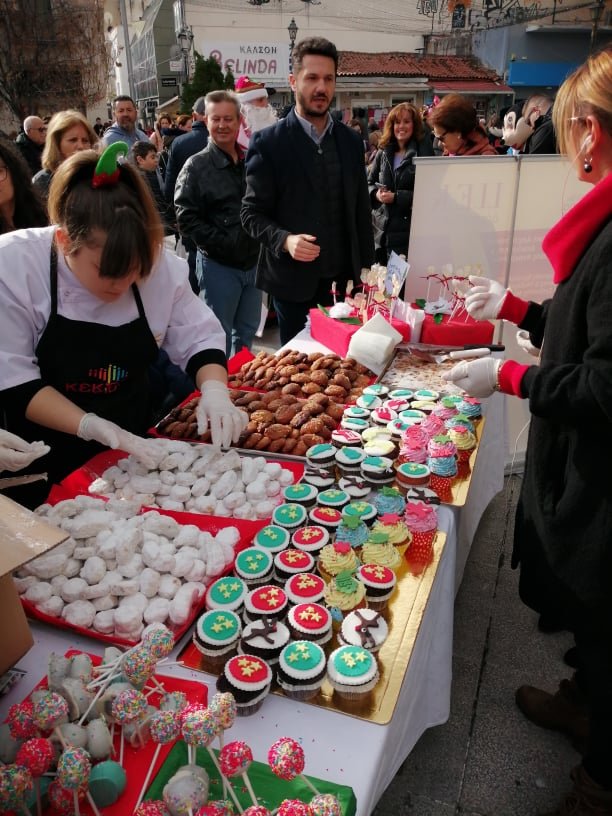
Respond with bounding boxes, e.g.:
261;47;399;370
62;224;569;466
4;245;159;507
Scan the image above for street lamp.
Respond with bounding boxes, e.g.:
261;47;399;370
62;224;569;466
177;26;194;87
288;17;298;104
589;0;605;52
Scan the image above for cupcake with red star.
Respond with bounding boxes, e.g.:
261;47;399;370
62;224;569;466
357;563;397;610
371;513;411;551
317;540;360;582
216;653;273;716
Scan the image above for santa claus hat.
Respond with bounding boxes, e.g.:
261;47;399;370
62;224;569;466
235;75;268;103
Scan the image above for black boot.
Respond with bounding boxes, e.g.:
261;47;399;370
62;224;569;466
515;675;589;753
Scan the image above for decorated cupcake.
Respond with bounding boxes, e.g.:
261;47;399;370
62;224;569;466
286;602;332;645
338;475;372;500
414;388;439;401
243;585;288;624
193;609;242;672
276;640;327;701
361;456;395;487
252;525;290;555
272;502;308;530
309;505;343;533
363;383;389;397
327;645;379;701
397;434;428;466
371;513;411;550
323;570;367;620
457;396;482;419
433;396;459;422
335;512;369;549
404;501;438;574
371;487;406;517
384;397;412;413
420;413;446;439
356;393;382;411
206;576;247;614
341;416;369;433
344;500;378;526
318;540;360;581
273;549;316;583
302;465;335;489
361;531;402;572
305;443;336;469
338;608;389;653
216;654;272;716
363;437;397;460
405;486;441;506
238;618;290;665
343;406;371;420
284;572;326;606
395;462;431;491
361;426;394;445
389;387;414;400
386;417;413;443
317;488;350;510
331;428;363;449
357;563;397;611
448;424;477;464
370;407;397;427
398;408;426;425
282;483;318;509
427;434;458;502
335;446;367;476
445;413;476;434
291;525;329;556
234;547;274;588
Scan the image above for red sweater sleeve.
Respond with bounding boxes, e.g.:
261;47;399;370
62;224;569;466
498;360;529;397
498;290;529;325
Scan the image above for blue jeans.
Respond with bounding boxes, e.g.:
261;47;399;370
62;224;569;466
197;252;261;359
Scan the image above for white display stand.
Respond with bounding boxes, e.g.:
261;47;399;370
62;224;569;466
0;329;505;815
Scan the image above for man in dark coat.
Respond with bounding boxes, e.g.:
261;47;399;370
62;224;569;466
166;96;209;294
240;36;375;345
15;116;46;175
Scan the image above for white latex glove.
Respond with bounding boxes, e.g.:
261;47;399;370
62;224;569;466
516;329;540;357
0;430;49;473
77;413;158;469
196;381;248;448
443;356;503;399
464;275;508;321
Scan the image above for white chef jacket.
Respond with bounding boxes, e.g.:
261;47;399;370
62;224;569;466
0;226;226;392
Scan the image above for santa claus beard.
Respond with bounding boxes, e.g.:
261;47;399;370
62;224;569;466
242;103;278;134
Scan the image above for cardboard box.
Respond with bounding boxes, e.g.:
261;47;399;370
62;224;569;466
0;494;68;674
309;308;412;358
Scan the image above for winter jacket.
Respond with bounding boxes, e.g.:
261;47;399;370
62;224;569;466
367;138;434;256
174;140;259;271
523;110;556;154
32;168;53;202
101;123;148;148
164;121;209;206
15;133;43;175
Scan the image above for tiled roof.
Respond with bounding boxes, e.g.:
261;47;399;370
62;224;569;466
338;52;500;81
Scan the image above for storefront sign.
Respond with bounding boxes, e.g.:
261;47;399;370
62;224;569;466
161;76;178;87
201;41;290;86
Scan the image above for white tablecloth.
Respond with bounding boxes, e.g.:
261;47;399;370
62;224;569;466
0;331;505;815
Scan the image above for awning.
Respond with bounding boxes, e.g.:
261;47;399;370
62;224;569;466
430;80;514;94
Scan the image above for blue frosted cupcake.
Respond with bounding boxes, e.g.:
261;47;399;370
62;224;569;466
372;486;406;516
335;513;369;549
456;397;482;419
445;414;476;434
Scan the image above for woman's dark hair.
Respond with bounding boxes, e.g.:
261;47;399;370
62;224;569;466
0;138;48;234
429;94;481;138
292;37;338;74
130;140;157;163
379;103;424;150
48;149;164;280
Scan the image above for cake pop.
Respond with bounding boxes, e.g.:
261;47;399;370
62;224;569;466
277;800;312;816
134;800;171;816
268;738;319;796
163;767;209;816
111;688;148;766
242;808;271;816
196;802;236;816
48;780;86;816
309;794;342;816
135;711;180;811
143;623;175;660
56;746;92;816
7;699;38;739
0;764;34;816
209;692;237;731
16;737;54;816
219;740;258;807
32;691;69;732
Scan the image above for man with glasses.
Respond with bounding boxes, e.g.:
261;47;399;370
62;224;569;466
15;116;47;175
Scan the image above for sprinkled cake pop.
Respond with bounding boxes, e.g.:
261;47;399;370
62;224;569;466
111;688;148;767
7;699;38;739
309;794;342;816
209;692;237;730
0;763;34;814
57;746;92;816
122;646;157;688
32;691;69;731
219;740;258;807
160;691;189;714
195;802;236;816
277;800;312;816
163;768;209;816
143;623;175;660
242;808;271;816
16;736;54;776
135;711;180;812
268;738;320;797
134;801;171;816
48;780;86;815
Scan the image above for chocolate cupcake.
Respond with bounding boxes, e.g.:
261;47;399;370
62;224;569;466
284;572;326;606
273;548;316;583
216;654;273;716
252;524;290;555
276;641;327;701
234;547;274;588
238;618;290;665
193;609;242;672
286;602;332;645
243;585;288;624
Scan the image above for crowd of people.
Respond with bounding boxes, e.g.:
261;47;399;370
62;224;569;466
0;39;611;815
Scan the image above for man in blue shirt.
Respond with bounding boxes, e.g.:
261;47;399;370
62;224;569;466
102;96;148;148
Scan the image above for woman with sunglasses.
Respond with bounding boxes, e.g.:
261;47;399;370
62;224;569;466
429;94;497;157
445;47;612;814
367;102;433;262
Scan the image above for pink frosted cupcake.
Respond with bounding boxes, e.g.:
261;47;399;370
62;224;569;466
432;398;459;422
397;435;428;465
427;434;457;460
420;413;446;440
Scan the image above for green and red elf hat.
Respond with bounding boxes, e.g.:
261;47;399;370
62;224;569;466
92;141;128;188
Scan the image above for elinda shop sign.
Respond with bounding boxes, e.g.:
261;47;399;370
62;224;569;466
202;41;290;85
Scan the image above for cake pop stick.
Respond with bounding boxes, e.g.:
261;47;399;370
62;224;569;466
268;737;320;796
208;693;237;802
219;740;258;809
111;688;148;766
16;737;54;816
135;710;180;811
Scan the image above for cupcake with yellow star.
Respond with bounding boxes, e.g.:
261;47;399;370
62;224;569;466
327;644;380;701
357;563;397;611
276;640;327;701
193;609;242;673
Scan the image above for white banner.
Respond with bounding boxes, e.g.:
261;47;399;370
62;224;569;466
201;41;291;86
